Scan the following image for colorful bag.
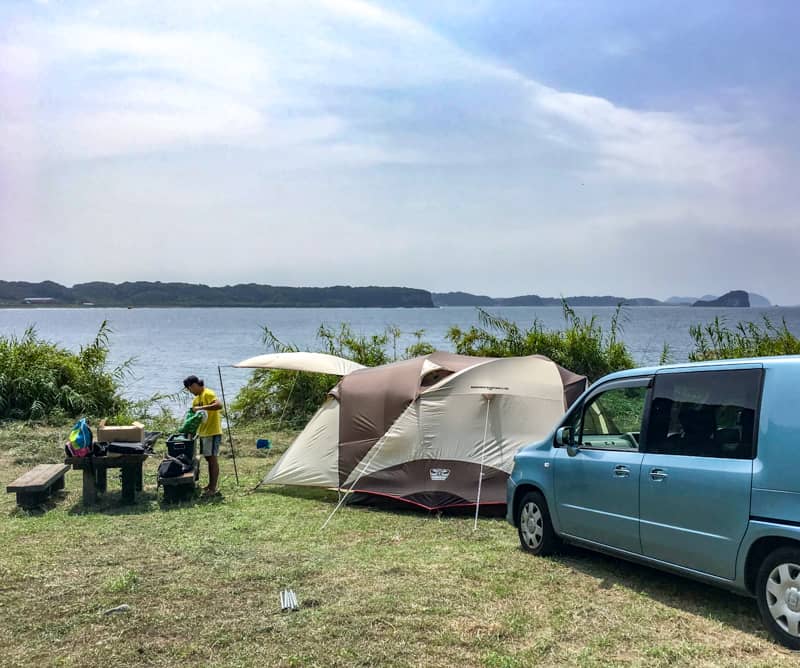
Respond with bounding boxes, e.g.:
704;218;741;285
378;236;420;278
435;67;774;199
66;418;93;457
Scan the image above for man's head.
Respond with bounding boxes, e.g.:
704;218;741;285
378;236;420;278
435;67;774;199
183;375;204;396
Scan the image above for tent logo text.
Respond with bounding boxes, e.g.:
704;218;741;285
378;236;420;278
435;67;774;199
429;468;450;481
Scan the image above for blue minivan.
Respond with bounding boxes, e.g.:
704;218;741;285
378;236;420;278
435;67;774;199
507;357;800;649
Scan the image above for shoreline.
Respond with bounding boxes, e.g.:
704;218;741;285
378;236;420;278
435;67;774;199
0;303;789;310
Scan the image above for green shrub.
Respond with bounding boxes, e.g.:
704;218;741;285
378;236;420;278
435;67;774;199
689;316;800;361
446;303;635;382
0;321;129;421
233;323;435;426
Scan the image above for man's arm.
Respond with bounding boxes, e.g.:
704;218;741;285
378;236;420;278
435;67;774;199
192;396;222;412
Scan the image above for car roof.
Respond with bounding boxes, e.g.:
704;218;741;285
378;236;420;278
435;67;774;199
597;355;800;384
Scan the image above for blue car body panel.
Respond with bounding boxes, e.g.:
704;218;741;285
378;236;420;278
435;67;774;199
554;447;643;554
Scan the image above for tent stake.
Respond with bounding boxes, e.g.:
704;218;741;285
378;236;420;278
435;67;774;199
474;395;493;531
218;364;239;485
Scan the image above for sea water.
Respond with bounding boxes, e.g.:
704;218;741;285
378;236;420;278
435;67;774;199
1;305;799;409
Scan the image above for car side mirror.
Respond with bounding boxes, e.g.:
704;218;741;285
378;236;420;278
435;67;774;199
556;426;580;457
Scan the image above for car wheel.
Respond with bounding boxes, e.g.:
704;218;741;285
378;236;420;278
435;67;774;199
516;491;559;556
755;546;800;650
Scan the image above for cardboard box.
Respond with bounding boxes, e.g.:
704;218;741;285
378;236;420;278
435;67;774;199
97;420;144;443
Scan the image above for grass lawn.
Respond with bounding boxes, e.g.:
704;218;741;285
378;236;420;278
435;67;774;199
1;421;796;667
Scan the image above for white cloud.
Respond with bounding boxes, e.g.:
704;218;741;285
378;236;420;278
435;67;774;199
1;0;775;190
528;83;773;189
318;0;426;36
51;24;269;96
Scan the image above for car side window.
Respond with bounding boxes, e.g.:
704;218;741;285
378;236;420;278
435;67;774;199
579;385;648;451
644;369;761;459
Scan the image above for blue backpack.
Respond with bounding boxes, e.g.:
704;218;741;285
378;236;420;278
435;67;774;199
66;418;93;457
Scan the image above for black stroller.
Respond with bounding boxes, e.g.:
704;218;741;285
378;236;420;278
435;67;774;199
158;434;201;501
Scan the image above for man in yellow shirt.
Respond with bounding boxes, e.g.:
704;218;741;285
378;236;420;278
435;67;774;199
183;375;223;497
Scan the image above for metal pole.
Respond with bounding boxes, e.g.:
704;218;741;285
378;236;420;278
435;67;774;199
474;395;492;531
218;365;239;485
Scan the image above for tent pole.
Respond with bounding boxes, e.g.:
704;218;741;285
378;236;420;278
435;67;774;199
474;395;492;531
218;365;240;485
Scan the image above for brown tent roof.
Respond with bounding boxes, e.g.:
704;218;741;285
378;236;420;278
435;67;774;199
337;353;492;484
335;352;586;484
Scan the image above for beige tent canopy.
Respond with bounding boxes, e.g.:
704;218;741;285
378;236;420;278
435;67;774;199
261;351;586;510
235;351;366;376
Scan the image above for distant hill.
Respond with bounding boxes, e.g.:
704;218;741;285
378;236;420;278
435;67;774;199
0;281;435;308
432;291;496;306
3;281;773;309
433;293;663;307
693;290;750;307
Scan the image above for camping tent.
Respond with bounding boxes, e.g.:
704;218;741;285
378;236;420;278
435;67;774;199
255;351;587;510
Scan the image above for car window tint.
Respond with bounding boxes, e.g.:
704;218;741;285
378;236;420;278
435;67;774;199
645;369;761;459
580;386;647;451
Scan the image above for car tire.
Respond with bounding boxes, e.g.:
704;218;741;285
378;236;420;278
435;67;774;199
516;490;559;556
755;546;800;650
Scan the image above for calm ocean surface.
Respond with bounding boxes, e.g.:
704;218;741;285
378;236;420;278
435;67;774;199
2;306;799;411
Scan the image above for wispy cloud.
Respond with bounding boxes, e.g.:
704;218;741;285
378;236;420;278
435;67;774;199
1;0;775;190
528;83;772;189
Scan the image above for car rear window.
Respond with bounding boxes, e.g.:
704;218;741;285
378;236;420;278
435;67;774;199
644;368;762;459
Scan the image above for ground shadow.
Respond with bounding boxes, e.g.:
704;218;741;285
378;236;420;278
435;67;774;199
257;485;339;504
158;490;204;511
66;489;162;516
262;485;508;520
543;543;771;643
7;489;71;517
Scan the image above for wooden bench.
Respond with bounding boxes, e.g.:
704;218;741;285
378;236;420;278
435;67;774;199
7;464;70;509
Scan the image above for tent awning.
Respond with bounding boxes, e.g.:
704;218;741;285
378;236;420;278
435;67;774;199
234;352;365;376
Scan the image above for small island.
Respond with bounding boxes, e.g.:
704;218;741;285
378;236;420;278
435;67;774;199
692;290;751;307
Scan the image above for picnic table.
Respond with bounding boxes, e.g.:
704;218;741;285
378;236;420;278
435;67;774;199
65;453;149;505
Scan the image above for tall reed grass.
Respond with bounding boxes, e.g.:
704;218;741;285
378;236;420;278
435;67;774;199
0;321;128;421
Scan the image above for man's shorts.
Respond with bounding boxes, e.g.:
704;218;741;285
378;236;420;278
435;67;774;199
200;434;222;457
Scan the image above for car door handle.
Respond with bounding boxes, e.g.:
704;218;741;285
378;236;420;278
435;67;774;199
613;465;630;478
649;468;668;481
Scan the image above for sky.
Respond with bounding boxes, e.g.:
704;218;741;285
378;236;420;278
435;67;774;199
1;0;799;303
